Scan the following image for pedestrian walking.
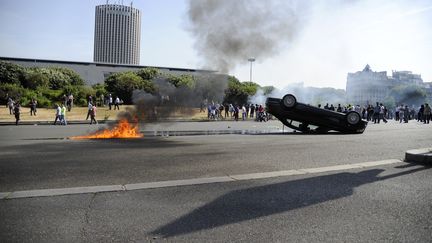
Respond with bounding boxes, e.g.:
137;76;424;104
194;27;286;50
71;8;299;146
53;104;61;125
114;96;120;110
60;104;67;125
86;101;93;120
90;104;98;124
13;103;20;126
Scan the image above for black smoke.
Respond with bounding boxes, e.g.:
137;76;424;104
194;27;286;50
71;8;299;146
186;0;308;73
132;73;228;122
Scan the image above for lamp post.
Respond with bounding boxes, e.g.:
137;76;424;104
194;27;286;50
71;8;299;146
248;58;255;82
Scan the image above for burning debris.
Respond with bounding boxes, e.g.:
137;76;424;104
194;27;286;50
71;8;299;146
70;73;228;140
70;119;143;139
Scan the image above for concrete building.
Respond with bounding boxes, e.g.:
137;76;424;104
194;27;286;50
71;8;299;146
94;2;141;65
346;65;391;105
346;64;428;106
0;57;215;86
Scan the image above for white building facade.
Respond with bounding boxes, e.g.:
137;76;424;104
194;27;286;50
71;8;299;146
346;65;427;106
94;3;141;65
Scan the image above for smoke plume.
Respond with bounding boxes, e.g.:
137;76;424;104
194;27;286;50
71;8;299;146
132;73;228;122
187;0;307;73
249;83;346;107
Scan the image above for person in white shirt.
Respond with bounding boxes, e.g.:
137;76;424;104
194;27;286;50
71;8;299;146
114;96;120;110
86;102;93;120
53;104;61;125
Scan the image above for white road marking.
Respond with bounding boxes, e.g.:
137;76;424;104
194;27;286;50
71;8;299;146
1;159;403;200
125;176;233;190
230;170;305;180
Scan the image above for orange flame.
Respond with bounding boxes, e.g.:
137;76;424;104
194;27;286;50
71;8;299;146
70;119;143;139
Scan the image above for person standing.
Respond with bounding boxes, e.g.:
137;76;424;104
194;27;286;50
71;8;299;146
234;105;239;121
30;98;37;116
250;103;255;118
242;105;247;120
229;104;234;117
219;104;224;119
399;105;404;123
67;93;74;111
224;103;229;118
7;97;14;115
60;104;67;125
100;94;104;107
63;94;68;107
13;103;20;126
423;103;431;124
114;96;120;110
108;94;113;110
380;103;387;123
373;102;381;124
90;104;98;124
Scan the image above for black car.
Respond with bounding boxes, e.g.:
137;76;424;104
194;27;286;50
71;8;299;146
266;94;368;134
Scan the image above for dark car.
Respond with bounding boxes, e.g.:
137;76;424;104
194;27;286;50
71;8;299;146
266;94;367;134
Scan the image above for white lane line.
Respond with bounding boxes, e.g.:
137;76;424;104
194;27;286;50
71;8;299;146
125;176;234;190
0;192;11;200
6;185;123;199
230;170;305;180
354;159;402;167
1;159;403;200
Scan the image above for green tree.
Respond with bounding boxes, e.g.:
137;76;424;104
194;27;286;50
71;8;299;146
136;68;160;80
22;69;49;89
92;83;106;97
51;67;85;86
0;61;25;85
166;74;196;88
105;71;156;104
224;77;260;105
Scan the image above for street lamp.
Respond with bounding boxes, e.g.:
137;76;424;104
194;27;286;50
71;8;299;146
248;58;255;82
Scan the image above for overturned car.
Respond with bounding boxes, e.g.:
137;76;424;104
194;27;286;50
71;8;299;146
266;94;367;134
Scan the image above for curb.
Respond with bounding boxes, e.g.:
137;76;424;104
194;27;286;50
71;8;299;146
0;120;109;126
405;148;432;164
0;119;217;126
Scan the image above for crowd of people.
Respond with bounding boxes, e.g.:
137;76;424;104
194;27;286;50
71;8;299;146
203;103;271;122
4;93;432;126
317;102;432;124
4;93;124;126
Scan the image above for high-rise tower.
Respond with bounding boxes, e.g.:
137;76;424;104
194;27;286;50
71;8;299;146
94;2;141;65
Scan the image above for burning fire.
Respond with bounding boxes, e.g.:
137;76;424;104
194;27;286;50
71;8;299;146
71;119;143;139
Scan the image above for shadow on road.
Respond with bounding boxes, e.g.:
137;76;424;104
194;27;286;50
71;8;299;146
152;166;429;238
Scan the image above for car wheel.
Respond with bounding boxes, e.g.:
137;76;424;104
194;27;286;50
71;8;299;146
281;94;297;109
346;111;361;125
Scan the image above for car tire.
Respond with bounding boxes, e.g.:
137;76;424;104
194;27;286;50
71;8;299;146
346;111;361;125
281;94;297;109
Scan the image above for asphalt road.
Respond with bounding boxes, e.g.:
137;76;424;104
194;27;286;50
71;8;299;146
0;120;431;242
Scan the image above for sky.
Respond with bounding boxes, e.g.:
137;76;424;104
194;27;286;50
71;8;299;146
0;0;431;90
